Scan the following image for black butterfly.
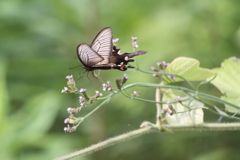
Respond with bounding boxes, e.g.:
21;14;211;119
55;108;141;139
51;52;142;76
77;27;147;71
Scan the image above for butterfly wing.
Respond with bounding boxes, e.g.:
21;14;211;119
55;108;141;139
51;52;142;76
77;43;103;67
90;27;112;64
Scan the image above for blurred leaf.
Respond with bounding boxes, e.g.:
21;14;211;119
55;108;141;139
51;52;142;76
0;90;62;159
211;57;240;113
165;57;215;82
162;89;204;125
0;56;9;124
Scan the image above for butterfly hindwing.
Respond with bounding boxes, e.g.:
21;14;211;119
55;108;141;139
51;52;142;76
90;27;112;64
77;43;103;67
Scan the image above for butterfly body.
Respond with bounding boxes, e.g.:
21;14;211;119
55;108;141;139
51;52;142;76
77;27;147;71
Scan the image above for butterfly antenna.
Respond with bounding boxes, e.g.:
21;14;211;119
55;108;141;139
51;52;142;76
69;65;81;69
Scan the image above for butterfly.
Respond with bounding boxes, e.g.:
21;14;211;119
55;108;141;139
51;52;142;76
77;27;147;71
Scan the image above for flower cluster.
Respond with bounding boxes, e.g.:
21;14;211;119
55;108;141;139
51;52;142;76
161;102;177;116
79;96;87;107
115;74;128;89
166;101;176;115
61;75;78;93
64;115;83;124
131;91;141;97
88;90;103;104
62;75;105;132
132;37;139;48
151;61;175;80
161;108;173;116
95;90;103;97
67;107;81;114
112;38;119;47
102;81;113;91
176;96;182;104
64;114;84;133
156;61;169;70
64;125;77;133
167;75;176;80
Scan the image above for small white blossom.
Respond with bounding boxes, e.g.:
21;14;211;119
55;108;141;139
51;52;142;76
95;90;103;97
112;38;119;43
79;88;86;93
61;87;68;93
66;75;73;79
64;118;69;124
124;74;128;79
132;41;138;48
132;37;137;40
176;96;182;101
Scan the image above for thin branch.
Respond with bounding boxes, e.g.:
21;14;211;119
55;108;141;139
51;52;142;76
54;126;158;160
55;123;240;160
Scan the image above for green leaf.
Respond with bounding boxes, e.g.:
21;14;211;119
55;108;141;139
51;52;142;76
162;89;204;125
0;91;61;159
165;57;215;82
211;57;240;113
0;56;8;124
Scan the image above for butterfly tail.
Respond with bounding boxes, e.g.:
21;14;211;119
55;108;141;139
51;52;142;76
123;50;148;58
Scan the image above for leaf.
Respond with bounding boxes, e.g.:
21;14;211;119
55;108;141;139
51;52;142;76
0;91;62;159
0;56;8;124
211;57;240;113
165;57;215;82
162;89;204;125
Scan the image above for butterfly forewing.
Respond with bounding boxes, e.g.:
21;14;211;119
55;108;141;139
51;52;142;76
77;44;103;67
90;27;112;64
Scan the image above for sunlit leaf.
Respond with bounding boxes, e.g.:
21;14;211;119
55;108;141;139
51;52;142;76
211;57;240;113
165;57;215;83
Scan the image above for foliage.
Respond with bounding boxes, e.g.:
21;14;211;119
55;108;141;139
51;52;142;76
1;0;240;159
58;57;240;159
211;57;240;113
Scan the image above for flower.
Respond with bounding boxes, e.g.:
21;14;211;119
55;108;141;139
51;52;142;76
102;81;113;91
124;74;128;79
66;75;73;79
132;37;137;40
152;74;160;78
167;75;176;80
61;87;69;93
95;90;103;97
112;38;119;43
64;118;70;123
151;67;158;72
79;88;86;93
132;91;141;97
132;37;139;48
132;41;139;48
176;96;182;101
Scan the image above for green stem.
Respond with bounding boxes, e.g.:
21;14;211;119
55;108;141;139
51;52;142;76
54;126;158;160
135;68;196;90
122;83;240;110
83;98;110;119
55;123;240;160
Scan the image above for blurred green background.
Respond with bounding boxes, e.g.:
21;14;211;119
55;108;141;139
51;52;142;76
1;0;240;159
